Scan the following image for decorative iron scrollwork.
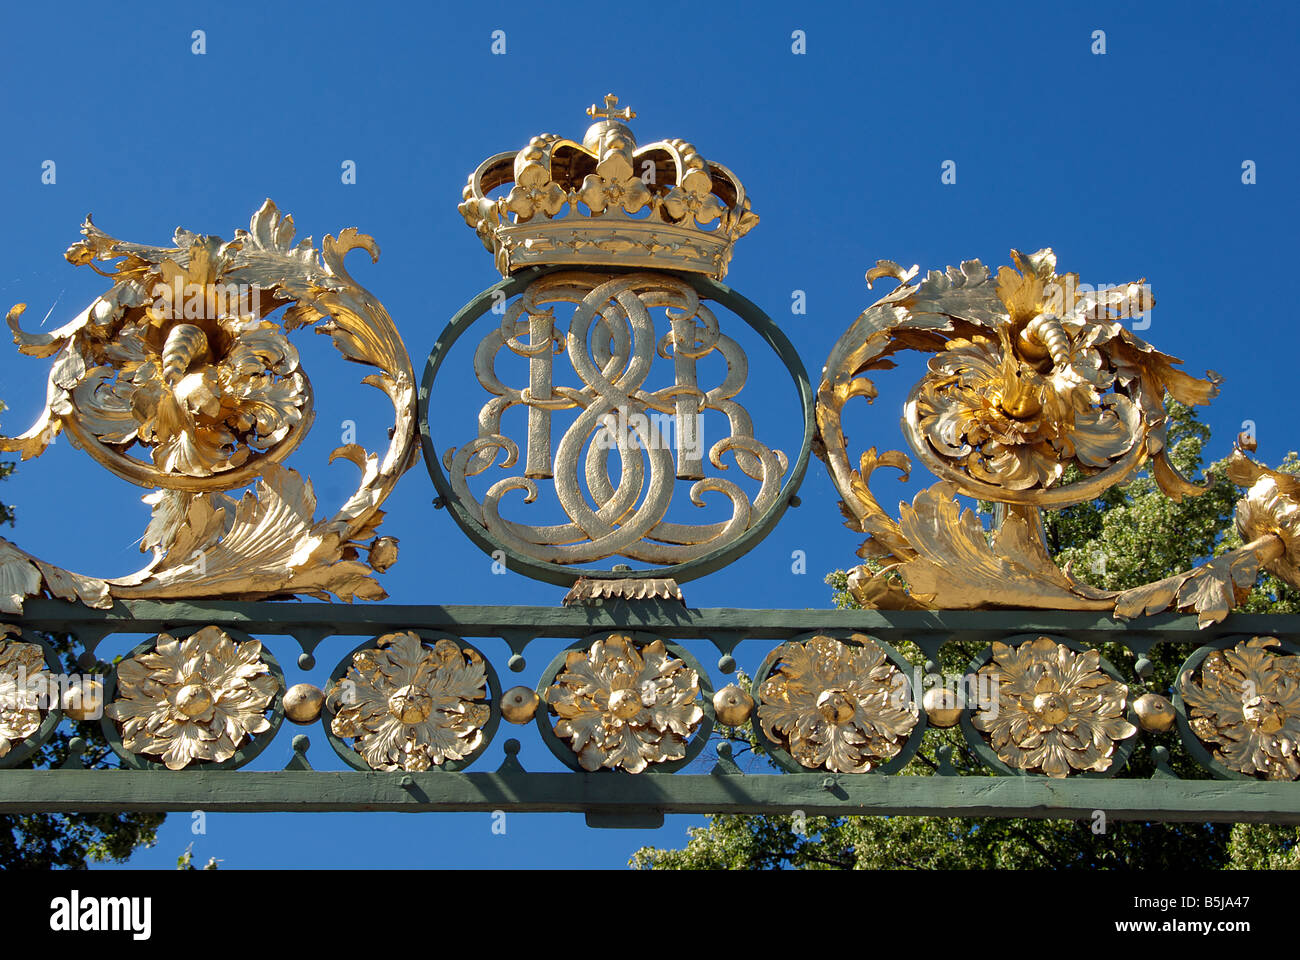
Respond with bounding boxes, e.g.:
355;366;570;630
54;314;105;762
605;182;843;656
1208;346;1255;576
818;249;1300;626
0;201;418;612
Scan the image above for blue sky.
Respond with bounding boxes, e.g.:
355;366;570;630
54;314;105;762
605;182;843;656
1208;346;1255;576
0;0;1297;867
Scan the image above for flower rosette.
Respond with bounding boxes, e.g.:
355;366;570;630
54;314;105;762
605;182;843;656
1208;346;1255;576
324;631;499;773
963;635;1138;778
537;633;713;774
752;632;922;774
0;626;65;768
1174;636;1300;780
102;626;283;770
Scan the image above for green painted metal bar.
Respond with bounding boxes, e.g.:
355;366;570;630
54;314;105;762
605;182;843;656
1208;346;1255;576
17;598;1300;643
0;769;1294;823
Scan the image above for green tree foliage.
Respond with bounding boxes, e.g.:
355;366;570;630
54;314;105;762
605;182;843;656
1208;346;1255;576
632;403;1300;870
0;400;163;868
176;843;220;870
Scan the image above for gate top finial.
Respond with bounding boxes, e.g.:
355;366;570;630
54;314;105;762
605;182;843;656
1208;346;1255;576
585;92;635;123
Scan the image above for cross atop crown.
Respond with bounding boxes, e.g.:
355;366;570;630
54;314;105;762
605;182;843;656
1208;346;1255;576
586;93;635;122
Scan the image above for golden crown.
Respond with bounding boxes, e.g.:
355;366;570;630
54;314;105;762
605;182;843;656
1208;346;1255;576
458;94;758;279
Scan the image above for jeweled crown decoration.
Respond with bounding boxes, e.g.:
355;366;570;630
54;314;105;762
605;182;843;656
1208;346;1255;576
458;94;759;279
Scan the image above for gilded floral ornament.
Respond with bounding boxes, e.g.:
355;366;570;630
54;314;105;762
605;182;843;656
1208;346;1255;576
1112;444;1300;626
971;637;1137;777
326;632;490;772
104;626;279;770
578;146;652;216
505;144;568;222
660;140;725;225
545;634;703;773
79;238;308;480
816;248;1298;626
0;201;419;612
1177;637;1300;779
1229;449;1300;591
0;631;52;757
756;634;918;773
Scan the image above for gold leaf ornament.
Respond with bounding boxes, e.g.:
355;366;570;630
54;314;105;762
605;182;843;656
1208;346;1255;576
0;636;52;757
0;201;418;611
811;249;1293;627
545;634;703;773
104;626;279;770
1178;637;1300;780
971;637;1137;778
326;632;490;772
756;634;918;773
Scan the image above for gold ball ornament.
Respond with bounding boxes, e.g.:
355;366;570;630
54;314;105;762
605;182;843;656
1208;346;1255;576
922;686;966;728
712;684;755;726
500;686;540;724
1132;692;1175;733
60;679;104;721
283;683;326;725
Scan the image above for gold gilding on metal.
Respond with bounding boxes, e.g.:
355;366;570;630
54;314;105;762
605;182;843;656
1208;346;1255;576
105;626;278;770
0;202;418;612
326;632;490;772
546;634;702;772
757;634;918;773
1179;637;1300;779
972;637;1136;777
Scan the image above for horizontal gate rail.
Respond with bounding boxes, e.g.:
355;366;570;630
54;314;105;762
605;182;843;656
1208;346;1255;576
4;599;1299;825
0;770;1295;823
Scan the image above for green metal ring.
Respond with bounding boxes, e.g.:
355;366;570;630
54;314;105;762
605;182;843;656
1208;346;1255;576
322;631;501;773
0;629;66;770
959;633;1139;778
1170;635;1300;782
99;627;285;772
748;631;926;775
533;632;715;774
418;266;815;586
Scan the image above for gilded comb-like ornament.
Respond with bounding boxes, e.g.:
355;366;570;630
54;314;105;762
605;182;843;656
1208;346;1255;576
818;249;1300;626
0;201;418;612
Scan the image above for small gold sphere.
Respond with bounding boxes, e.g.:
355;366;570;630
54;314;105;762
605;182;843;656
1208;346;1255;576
500;686;540;724
608;687;642;720
60;679;103;721
175;683;214;718
283;683;326;725
816;689;857;725
712;684;754;726
922;686;965;728
1132;692;1175;733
